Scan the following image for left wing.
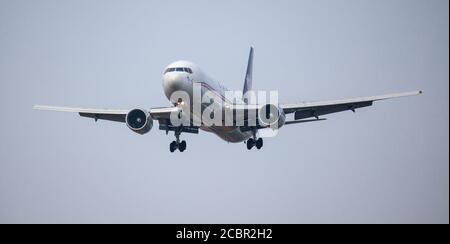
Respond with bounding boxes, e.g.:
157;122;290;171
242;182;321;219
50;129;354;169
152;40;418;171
33;105;180;123
281;90;422;120
34;105;200;134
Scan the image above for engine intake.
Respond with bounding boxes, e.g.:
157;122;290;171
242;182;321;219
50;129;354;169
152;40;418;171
258;104;286;129
126;109;153;135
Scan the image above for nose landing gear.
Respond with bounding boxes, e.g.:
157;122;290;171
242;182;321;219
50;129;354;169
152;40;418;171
170;140;186;152
169;127;187;153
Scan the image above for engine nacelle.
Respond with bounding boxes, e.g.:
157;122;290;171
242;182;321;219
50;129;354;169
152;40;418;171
125;109;153;135
258;104;286;129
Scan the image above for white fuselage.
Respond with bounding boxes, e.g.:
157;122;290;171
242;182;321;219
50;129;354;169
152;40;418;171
162;60;253;143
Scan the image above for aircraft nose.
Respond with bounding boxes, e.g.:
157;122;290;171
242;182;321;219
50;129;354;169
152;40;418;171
163;72;188;99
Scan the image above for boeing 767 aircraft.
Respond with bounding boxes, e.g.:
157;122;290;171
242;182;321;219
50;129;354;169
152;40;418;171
34;48;422;152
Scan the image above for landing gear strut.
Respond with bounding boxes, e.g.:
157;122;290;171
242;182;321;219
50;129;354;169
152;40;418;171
169;127;187;152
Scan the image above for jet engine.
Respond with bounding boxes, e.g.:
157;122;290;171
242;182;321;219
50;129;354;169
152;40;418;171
125;109;153;135
258;104;286;129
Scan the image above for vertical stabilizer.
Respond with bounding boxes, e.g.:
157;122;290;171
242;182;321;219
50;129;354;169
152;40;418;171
243;47;254;103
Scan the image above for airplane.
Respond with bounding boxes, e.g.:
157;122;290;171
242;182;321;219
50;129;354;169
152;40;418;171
34;47;422;152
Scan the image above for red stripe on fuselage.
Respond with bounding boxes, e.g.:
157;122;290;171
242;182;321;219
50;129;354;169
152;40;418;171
196;82;233;104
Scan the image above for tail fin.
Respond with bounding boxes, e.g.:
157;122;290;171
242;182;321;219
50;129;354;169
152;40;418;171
243;47;254;103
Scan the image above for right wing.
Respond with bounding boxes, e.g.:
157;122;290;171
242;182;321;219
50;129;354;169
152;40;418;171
281;90;422;120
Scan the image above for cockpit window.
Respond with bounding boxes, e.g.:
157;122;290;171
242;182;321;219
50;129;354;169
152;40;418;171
164;68;175;74
164;67;193;74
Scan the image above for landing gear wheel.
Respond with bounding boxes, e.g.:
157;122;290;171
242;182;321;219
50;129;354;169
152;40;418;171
247;138;255;150
256;138;263;149
179;140;187;152
169;141;177;152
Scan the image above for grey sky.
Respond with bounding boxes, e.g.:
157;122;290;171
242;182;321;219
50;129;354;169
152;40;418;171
0;0;448;223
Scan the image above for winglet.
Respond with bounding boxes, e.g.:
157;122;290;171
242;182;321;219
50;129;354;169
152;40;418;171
243;47;254;103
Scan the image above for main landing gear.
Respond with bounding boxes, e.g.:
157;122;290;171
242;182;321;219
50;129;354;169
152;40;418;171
170;127;187;153
246;128;263;150
246;137;263;150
